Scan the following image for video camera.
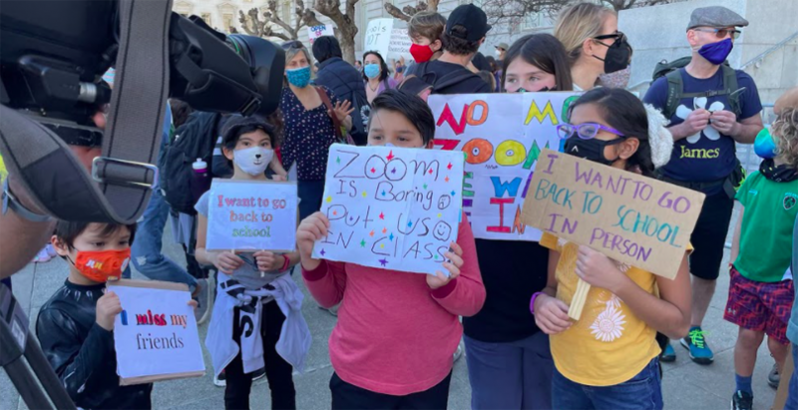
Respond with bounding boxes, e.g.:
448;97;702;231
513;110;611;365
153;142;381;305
0;0;285;224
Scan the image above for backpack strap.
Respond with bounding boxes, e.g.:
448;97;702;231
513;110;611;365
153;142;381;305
720;65;742;118
315;86;345;142
664;66;743;120
433;69;481;93
663;69;684;120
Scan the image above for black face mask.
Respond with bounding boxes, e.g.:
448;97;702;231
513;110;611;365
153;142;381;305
564;137;625;166
594;38;632;74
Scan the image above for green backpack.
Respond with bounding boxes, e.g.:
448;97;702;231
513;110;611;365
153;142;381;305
652;57;743;120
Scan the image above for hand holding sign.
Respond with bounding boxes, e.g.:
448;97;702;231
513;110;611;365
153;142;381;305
521;149;705;319
96;290;122;331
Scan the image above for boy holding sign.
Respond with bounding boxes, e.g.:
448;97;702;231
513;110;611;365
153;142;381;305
195;116;309;410
36;220;153;409
298;90;485;409
530;89;692;409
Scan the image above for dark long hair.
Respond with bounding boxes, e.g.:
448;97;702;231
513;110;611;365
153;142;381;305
369;90;435;144
568;88;655;177
502;33;573;92
362;50;391;82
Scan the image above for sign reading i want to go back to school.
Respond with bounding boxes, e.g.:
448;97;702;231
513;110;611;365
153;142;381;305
521;149;706;278
428;92;581;242
312;144;464;275
206;179;298;252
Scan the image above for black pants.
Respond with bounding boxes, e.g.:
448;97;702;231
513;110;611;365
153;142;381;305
330;372;452;410
225;302;296;410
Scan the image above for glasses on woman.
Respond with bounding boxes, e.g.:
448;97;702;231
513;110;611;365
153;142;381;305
693;27;741;40
281;40;304;50
593;31;626;44
556;123;625;140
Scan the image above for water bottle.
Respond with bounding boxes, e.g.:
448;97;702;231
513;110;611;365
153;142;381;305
190;158;211;202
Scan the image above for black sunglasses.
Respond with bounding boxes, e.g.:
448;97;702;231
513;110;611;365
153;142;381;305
593;31;626;43
281;40;304;50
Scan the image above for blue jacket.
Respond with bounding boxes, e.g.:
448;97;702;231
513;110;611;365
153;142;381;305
314;57;368;145
788;216;798;344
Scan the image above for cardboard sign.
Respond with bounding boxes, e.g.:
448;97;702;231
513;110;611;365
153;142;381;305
364;18;393;58
521;148;705;279
428;92;581;241
307;24;335;44
108;280;205;385
312;144;464;275
206;179;298;252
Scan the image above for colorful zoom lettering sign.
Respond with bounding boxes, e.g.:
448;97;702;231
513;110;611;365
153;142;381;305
109;280;205;385
428;92;580;241
521;149;705;279
312;144;464;275
206;180;298;251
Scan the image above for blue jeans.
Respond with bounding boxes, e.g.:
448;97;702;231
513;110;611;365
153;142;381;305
124;188;197;292
465;332;553;409
552;358;663;410
786;343;798;410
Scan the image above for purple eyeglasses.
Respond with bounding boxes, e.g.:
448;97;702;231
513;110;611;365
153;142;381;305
556;123;625;140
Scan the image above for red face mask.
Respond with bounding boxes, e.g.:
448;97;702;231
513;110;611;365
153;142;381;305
70;249;131;283
410;43;435;63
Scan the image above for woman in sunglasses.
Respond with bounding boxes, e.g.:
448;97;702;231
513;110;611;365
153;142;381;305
278;40;355;221
553;3;632;92
532;88;692;410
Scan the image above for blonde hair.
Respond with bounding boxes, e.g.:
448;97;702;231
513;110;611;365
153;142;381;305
554;2;617;65
774;108;798;169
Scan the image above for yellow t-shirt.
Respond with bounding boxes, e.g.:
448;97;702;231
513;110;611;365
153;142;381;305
540;232;662;387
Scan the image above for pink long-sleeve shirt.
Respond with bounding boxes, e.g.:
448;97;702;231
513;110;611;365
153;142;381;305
302;215;485;396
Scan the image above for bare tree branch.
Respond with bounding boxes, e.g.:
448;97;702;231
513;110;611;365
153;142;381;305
382;0;438;22
481;0;682;27
313;0;360;63
237;0;322;41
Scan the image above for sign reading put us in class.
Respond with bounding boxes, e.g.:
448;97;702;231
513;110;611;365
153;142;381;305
312;144;464;275
109;280;205;385
206;179;298;252
521;149;705;279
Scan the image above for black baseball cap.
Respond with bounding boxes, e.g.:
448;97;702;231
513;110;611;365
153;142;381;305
445;4;491;42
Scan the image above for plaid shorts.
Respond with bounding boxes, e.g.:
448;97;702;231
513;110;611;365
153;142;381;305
724;266;795;344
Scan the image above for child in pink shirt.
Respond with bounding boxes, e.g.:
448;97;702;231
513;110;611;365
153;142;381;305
297;89;485;409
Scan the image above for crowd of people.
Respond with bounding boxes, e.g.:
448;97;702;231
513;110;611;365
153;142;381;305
3;2;798;410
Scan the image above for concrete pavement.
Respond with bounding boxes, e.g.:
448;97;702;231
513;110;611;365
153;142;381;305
0;207;781;409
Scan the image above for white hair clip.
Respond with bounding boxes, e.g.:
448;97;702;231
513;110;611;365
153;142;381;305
644;104;674;169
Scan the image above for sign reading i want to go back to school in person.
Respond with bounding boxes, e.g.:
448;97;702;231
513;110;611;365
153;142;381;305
521;149;706;279
312;144;464;275
427;92;581;242
206;179;298;252
109;280;205;385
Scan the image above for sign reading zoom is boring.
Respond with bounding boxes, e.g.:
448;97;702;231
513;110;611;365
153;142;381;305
312;144;464;275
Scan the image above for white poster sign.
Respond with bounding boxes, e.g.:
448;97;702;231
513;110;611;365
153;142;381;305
364;18;393;57
109;280;205;385
427;92;581;241
312;144;465;275
206;179;298;251
307;24;335;44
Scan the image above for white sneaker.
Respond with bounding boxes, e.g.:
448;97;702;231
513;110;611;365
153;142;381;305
213;370;226;387
453;340;464;363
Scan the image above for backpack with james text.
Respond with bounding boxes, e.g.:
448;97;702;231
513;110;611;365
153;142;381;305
158;111;223;215
652;57;742;120
398;61;479;101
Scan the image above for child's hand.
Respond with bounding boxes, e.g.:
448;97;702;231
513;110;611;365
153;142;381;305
188;299;198;311
253;251;284;271
427;242;463;290
213;251;244;274
331;100;354;123
271;174;287;182
534;294;572;335
96;291;122;331
575;245;630;293
297;212;330;260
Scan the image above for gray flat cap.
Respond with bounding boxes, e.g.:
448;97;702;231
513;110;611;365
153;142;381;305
687;6;749;30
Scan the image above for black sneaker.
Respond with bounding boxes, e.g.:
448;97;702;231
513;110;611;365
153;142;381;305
731;390;753;410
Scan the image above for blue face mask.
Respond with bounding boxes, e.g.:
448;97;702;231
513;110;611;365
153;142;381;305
697;38;733;65
364;64;381;79
286;66;311;88
754;127;777;159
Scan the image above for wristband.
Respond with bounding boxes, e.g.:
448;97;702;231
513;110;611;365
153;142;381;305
529;292;544;315
280;254;290;271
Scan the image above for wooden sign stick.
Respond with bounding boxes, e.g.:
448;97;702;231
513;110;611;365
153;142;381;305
568;278;591;320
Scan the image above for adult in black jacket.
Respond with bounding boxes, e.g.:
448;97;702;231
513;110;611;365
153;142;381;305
312;36;368;145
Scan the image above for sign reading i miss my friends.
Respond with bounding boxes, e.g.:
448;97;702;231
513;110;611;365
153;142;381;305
428;92;580;242
108;280;205;385
521;149;706;279
313;144;464;275
206;180;298;252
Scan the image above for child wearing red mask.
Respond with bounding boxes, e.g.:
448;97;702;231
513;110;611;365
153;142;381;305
36;221;150;409
407;11;445;65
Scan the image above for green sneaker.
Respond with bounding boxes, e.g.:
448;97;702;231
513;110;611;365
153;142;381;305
680;327;713;365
